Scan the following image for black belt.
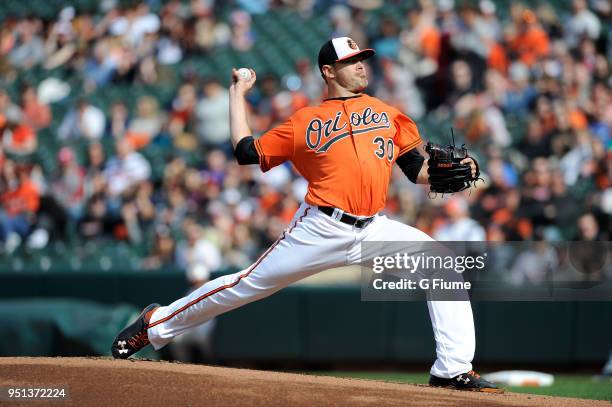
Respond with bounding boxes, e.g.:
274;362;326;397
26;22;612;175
318;206;375;228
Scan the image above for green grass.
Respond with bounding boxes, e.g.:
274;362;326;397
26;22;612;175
308;371;612;402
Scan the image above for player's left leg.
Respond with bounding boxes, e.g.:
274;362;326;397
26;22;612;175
348;214;501;392
111;204;354;358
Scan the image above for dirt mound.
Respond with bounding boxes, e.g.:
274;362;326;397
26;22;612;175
0;357;606;406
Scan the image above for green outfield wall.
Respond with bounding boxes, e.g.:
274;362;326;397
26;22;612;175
0;270;610;365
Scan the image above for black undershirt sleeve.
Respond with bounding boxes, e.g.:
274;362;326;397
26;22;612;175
234;136;259;165
395;147;425;184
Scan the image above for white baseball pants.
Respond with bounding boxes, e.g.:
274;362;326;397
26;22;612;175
147;203;475;378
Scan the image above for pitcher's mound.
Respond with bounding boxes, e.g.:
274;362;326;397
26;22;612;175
0;357;605;406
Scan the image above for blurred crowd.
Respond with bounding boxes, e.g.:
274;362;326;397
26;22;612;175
0;0;610;278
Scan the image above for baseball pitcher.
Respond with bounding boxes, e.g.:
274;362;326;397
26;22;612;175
111;37;500;393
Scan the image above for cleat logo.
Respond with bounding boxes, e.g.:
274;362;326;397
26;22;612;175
117;340;129;354
457;376;470;384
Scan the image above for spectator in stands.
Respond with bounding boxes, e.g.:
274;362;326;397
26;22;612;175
20;85;51;131
478;0;502;41
51;147;86;220
43;7;77;70
78;193;116;239
104;139;151;199
194;14;231;52
568;213;608;281
401;5;441;62
0;89;23;125
374;57;425;119
545;169;576;240
474;183;518;237
156;30;183;66
117;3;161;47
447;60;478;107
83;40;117;89
576;213;604;241
434;195;486;241
108;101;129;139
456;74;511;146
565;0;602;49
225;223;258;269
372;16;401;60
120;180;157;245
437;0;462;36
2;121;37;156
295;59;323;104
126;96;164;149
157;1;189;64
229;10;254;51
518;118;553;161
451;5;489;60
83;141;107;199
520;157;556;226
250;74;280;132
169;83;198;139
58;99;106;140
329;5;353;38
201;149;227;189
269;88;307;124
176;220;222;273
589;82;611;145
507;8;550;67
9;18;45;69
195;78;231;154
503;62;537;114
559;130;601;187
0;22;16;73
0;162;40;252
509;241;558;285
142;224;176;270
111;47;139;85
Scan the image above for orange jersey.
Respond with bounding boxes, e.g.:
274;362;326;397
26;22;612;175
510;26;550;66
254;94;422;216
1;179;40;216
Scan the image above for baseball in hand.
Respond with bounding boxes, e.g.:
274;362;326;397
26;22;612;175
237;68;252;80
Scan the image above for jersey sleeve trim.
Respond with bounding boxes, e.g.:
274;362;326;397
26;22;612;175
253;138;268;172
398;138;421;157
254;118;295;173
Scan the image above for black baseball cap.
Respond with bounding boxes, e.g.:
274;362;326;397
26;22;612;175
318;37;375;73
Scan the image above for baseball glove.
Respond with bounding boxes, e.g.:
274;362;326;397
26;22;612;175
425;140;480;195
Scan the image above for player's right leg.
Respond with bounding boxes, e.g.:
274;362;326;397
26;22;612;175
112;204;352;358
349;214;501;392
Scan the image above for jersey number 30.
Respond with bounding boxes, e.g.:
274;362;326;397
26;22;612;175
373;136;394;161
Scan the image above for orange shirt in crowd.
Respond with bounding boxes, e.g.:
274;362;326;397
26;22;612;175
1;178;40;217
420;26;441;61
6;124;36;152
569;109;588;130
254;94;422;216
510;25;550;66
22;101;51;130
488;42;509;73
125;131;151;150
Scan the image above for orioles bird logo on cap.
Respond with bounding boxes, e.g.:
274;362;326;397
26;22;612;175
347;38;358;50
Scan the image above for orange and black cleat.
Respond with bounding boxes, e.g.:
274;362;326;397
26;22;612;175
429;370;504;393
111;303;160;359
